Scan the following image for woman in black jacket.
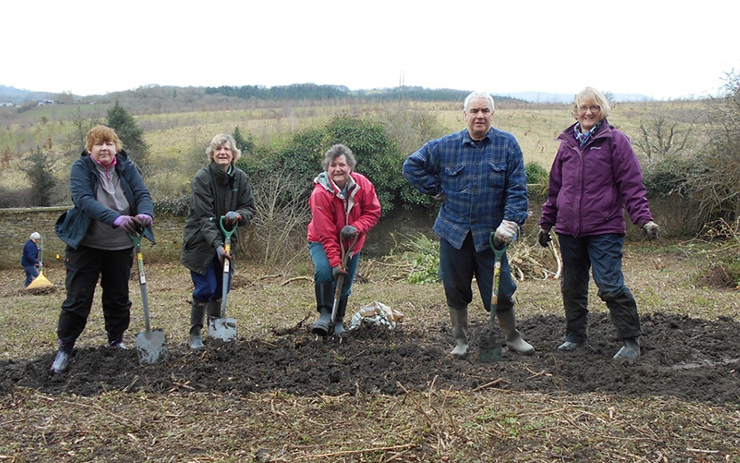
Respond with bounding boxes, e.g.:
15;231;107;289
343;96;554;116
180;134;256;350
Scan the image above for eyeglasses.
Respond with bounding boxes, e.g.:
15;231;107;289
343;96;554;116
577;105;601;113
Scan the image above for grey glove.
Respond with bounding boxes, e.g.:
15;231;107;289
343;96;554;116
341;225;358;240
432;192;446;203
224;211;241;226
643;221;660;240
537;226;552;248
332;265;348;280
216;245;232;265
493;220;518;248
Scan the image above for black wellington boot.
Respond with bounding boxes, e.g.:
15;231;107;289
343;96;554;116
189;299;206;351
50;339;75;374
332;297;349;336
311;281;334;336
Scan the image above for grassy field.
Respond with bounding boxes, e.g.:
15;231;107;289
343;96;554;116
0;97;708;202
1;238;739;462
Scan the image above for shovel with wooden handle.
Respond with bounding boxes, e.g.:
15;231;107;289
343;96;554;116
479;232;506;362
330;233;359;335
208;216;238;342
130;226;169;365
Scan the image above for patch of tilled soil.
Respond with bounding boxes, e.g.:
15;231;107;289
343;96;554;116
2;313;739;404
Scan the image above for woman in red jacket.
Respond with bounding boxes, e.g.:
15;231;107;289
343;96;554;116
307;144;381;336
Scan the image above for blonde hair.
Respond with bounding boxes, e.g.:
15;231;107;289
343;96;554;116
206;134;241;161
572;87;611;121
85;125;122;153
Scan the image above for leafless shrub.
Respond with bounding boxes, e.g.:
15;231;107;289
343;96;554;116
247;165;311;267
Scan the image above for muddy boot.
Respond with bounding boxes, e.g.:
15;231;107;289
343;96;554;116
50;339;74;374
189;299;206;351
332;297;349;336
449;306;469;356
613;337;640;364
311;281;334;336
107;332;127;350
206;299;221;319
496;309;535;355
557;340;584;351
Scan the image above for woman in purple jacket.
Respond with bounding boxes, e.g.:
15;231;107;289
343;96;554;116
537;87;660;363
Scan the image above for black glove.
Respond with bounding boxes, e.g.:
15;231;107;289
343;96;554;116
341;225;358;240
537;226;552;248
332;265;348;279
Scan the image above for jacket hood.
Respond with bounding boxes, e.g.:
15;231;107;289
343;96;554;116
314;171;358;198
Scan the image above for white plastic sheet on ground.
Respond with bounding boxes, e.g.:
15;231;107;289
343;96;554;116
348;301;404;331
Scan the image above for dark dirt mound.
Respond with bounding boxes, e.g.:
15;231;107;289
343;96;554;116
2;313;739;404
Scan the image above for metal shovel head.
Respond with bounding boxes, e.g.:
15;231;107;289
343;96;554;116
135;329;169;365
208;317;237;342
478;331;502;363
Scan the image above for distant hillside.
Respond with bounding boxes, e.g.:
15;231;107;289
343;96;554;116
204;84;526;104
500;91;653;103
1;83;658;106
0;85;58;104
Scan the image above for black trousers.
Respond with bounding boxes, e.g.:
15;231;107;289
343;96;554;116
57;245;133;345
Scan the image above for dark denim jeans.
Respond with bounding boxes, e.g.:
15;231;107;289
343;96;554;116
439;233;516;312
557;233;641;342
309;241;360;299
190;255;232;303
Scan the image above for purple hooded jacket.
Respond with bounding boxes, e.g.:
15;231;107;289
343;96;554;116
539;119;653;237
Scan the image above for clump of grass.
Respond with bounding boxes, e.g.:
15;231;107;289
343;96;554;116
384;232;440;284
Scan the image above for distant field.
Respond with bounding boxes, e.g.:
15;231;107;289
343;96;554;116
0;98;707;199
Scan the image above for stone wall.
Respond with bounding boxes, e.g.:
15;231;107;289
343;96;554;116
0;207;185;270
0;195;701;270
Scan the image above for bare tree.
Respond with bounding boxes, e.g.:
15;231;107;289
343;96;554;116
248;165;311;267
633;109;698;164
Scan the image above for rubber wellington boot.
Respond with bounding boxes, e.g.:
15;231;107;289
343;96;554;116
332;297;349;336
107;332;128;349
189;299;206;351
50;339;74;374
613;337;640;363
496;309;535;355
206;299;221;319
449;306;469;356
311;282;334;336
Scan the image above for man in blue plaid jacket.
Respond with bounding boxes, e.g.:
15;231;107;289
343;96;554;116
403;91;534;358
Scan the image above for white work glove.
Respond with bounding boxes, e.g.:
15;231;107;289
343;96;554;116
493;220;518;248
643;221;660;240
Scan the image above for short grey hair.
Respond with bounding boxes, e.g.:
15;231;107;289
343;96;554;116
30;232;41;240
322;144;356;171
464;91;495;112
206;134;241;161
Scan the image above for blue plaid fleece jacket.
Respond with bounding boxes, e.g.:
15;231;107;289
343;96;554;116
403;127;529;252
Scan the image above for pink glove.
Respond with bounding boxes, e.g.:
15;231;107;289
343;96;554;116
113;215;138;234
135;214;153;227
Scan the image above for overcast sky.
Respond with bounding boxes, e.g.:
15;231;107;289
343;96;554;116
3;0;738;100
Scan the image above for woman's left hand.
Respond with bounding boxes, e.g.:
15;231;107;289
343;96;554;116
135;214;153;227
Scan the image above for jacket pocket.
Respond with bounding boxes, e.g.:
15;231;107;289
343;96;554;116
442;165;466;192
487;161;507;189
